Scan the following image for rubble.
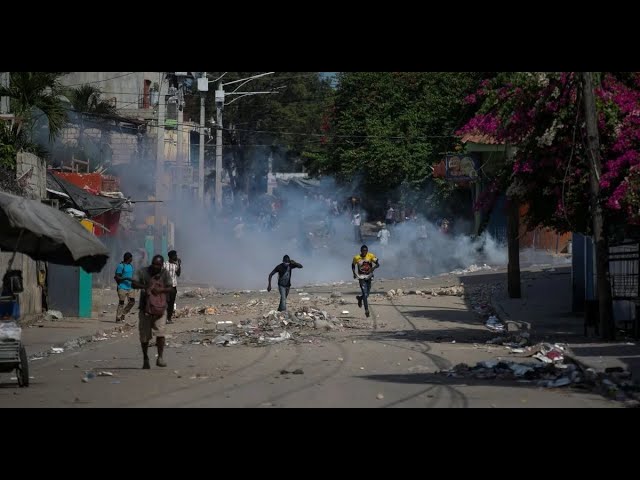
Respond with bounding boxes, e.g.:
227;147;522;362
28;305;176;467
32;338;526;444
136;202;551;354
485;315;505;332
173;305;347;348
181;288;218;298
486;331;530;347
44;310;64;321
440;360;580;386
430;285;465;296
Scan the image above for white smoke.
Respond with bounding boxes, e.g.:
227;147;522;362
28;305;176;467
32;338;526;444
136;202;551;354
168;172;512;289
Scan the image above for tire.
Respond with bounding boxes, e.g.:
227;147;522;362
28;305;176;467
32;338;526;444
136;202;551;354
17;345;29;388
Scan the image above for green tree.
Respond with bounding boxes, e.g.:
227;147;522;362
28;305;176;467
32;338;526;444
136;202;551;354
0;72;67;143
187;72;334;196
314;72;488;214
65;84;117;169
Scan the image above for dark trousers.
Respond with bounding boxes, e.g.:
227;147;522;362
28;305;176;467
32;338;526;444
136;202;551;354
167;286;178;320
358;279;371;311
278;285;290;312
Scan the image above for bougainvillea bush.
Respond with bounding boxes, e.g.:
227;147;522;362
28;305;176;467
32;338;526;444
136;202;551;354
458;72;640;234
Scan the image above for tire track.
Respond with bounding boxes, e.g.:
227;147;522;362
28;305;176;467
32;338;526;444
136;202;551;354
120;343;282;407
248;342;350;407
381;298;468;408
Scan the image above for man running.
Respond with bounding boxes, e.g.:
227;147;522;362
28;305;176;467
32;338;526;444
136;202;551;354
114;252;135;323
267;255;303;312
352;245;379;318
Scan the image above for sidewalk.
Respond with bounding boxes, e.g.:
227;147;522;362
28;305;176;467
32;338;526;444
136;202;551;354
19;287;202;360
490;265;640;379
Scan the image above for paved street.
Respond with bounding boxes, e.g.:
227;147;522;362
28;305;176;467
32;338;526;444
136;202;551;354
0;270;620;408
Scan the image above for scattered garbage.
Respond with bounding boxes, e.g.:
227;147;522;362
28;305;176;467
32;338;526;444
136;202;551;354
450;264;493;275
376;393;384;400
44;310;64;321
440;360;579;387
487;331;530;347
182;288;218;298
531;343;566;364
0;321;21;341
280;368;304;375
430;285;465;297
485;315;505;332
51;347;64;354
97;371;113;377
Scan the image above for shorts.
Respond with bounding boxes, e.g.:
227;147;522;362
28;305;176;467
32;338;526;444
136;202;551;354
138;309;167;343
117;288;135;302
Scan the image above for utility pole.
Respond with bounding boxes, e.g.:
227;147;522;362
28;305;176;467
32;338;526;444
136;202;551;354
215;82;224;211
506;144;521;299
581;71;614;340
211;72;277;212
154;75;167;258
0;72;9;114
198;72;207;205
176;84;184;201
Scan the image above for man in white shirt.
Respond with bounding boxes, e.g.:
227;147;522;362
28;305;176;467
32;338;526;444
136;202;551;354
163;250;181;324
377;224;391;247
352;213;362;243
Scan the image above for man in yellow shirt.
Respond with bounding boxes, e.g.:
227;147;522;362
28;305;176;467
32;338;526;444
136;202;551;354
351;244;379;318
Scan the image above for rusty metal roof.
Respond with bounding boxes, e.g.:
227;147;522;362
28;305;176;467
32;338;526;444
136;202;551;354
460;133;503;145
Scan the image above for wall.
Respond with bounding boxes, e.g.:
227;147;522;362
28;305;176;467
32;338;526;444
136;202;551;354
60;72;163;119
16;152;46;200
59;124;142;166
0;152;46;322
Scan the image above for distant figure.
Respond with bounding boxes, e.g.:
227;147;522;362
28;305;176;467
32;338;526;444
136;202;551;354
267;255;303;312
114;252;135;323
377;224;391;247
163;250;181;324
386;206;395;225
352;212;362;243
418;223;428;239
440;218;451;235
352;245;379;318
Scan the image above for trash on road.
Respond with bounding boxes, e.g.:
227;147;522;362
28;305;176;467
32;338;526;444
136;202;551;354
44;310;64;321
485;315;505;332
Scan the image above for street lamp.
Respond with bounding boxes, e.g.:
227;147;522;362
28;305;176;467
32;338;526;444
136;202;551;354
207;72;277;212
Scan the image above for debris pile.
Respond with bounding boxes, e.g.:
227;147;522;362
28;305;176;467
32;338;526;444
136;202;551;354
181;288;218;299
440;360;583;387
172;306;345;348
430;285;465;297
487;331;531;348
485;315;505;332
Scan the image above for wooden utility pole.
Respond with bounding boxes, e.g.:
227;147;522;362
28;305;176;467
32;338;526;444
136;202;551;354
581;72;615;340
506;145;521;298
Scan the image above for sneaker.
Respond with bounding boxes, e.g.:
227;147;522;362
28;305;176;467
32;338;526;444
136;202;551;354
156;357;167;367
357;296;362;309
365;310;370;318
142;357;150;369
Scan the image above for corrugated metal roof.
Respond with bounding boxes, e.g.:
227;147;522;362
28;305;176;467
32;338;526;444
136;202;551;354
460;133;503;145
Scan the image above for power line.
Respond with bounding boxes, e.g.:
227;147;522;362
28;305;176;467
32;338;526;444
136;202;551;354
63;72;138;87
